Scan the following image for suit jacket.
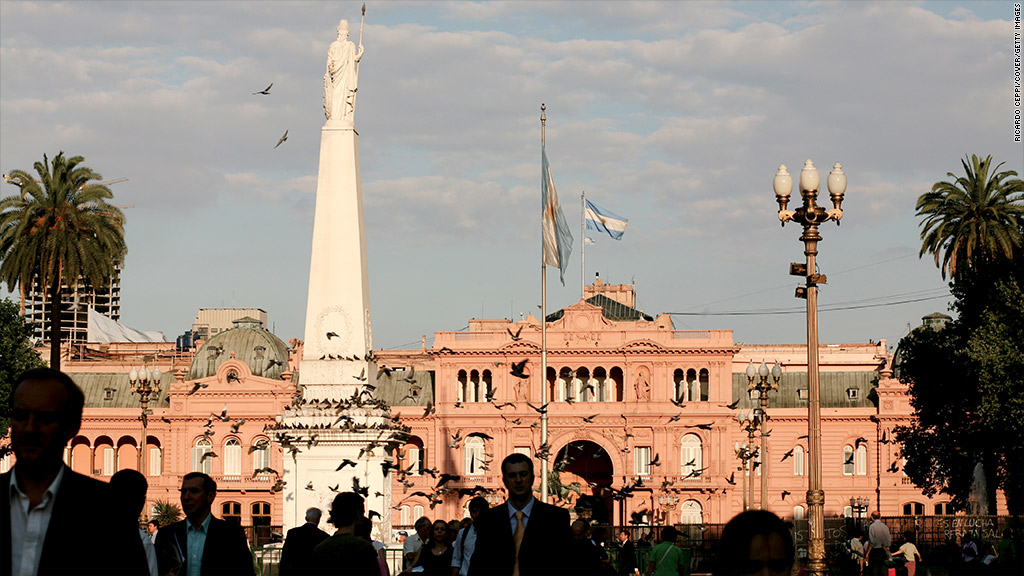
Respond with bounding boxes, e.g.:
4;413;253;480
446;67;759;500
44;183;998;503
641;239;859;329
468;499;571;576
155;515;255;576
279;522;329;576
1;467;149;576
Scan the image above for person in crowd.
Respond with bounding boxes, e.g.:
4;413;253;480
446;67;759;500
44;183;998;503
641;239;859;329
355;516;390;576
616;529;637;576
892;532;921;576
647;526;687;576
149;520;161;544
567;519;604;575
2;367;149;576
637;532;654;550
961;533;979;573
996;528;1017;575
155;472;255;576
468;453;571;575
848;531;867;576
111;469;160;576
405;516;433;570
280;507;330;576
452;496;489;576
311;492;380;575
409;519;455;575
714;510;795;576
866;511;891;576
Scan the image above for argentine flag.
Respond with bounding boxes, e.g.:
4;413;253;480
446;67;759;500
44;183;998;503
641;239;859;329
585;199;628;240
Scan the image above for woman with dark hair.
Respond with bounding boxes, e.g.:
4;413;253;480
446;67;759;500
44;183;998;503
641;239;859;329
715;510;795;576
409;519;453;575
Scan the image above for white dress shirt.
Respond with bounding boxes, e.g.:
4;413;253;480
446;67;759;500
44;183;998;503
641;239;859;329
8;465;66;576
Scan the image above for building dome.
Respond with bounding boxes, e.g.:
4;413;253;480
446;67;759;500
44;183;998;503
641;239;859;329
188;316;290;380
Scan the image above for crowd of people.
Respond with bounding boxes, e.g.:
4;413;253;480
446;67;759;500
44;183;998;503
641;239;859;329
3;367;1020;576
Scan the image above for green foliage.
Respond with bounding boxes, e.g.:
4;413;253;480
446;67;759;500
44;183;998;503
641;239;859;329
151;500;183;526
899;155;1024;515
916;154;1024;279
0;152;126;369
0;297;45;443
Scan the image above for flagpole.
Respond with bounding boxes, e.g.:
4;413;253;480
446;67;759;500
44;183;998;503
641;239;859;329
581;191;585;300
539;103;549;503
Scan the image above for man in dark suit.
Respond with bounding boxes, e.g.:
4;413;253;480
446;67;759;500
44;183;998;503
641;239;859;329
2;368;149;576
155;472;255;576
468;453;571;576
279;507;330;576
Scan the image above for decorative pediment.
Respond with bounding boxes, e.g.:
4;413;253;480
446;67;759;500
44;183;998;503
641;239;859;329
498;340;542;353
619;340;667;353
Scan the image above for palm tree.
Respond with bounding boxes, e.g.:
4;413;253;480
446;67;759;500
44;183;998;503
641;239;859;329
150;500;183;526
917;154;1024;279
0;152;126;369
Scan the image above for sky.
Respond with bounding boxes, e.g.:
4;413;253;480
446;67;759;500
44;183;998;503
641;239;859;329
1;1;1020;352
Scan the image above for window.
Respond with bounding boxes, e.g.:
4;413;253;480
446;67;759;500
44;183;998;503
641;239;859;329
224;438;242;478
855;445;868;476
222;501;241;524
679;500;703;524
934;502;955;515
846;388;860;400
842;446;854;476
797;388;808;401
457;370;467;403
252;502;271;527
252;438;271;472
903;502;924;516
843;506;853;518
635;446;652;476
680;434;702;478
793;446;805;476
149;446;162;476
464;435;486;476
193;438;213;474
413;505;424;520
400;506;411;526
103;446;116;476
514;446;531;456
794;506;805;520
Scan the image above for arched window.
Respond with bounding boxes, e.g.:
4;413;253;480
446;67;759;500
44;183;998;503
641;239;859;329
610;367;624;402
252;502;271;526
934;502;955;515
402;436;425;476
902;502;924;516
221;501;241;524
698;369;710;401
464;435;486;476
413;505;424;520
482;370;493;402
577;368;591;402
673;369;686;402
71;437;91;475
594;367;608;402
470;370;480;402
457;370;468;403
194;438;213;474
855;445;868;476
116;436;137;472
794;446;805;476
251;437;271;473
680;434;703;478
560;367;573;402
224;438;242;478
794;506;805;520
400;506;411;527
147;437;162;477
686;369;698;402
842;445;854;476
679;500;703;524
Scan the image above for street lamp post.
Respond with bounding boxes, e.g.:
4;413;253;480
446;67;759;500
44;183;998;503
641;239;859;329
735;410;762;510
774;159;846;576
850;497;870;522
747;360;782;511
129;364;162;475
657;495;679;525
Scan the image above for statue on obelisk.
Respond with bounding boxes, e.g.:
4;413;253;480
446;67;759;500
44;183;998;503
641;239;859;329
323;9;364;122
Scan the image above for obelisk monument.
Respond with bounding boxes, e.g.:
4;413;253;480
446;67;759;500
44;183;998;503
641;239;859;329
279;14;401;541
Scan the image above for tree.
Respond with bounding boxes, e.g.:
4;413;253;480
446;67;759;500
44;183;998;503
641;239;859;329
897;155;1024;515
916;154;1024;280
0;297;46;446
150;500;183;526
0;152;126;369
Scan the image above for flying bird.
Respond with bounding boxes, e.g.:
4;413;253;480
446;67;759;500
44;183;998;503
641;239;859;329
507;326;523;341
880;430;890;444
649;453;661;467
274;130;288;149
726;400;741;409
781;448;794;462
844;453;855;466
582;414;598;423
668;414;682;423
253;83;273;95
336;459;358;471
188;382;208;395
855;437;868;449
326;331;339;339
510;359;529;379
781;490;791;501
725;472;736;485
887;459;900;473
200;451;218;463
686;423;714;431
526;402;550;414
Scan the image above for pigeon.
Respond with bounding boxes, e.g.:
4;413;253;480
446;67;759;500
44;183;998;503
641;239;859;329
855;437;868;449
274;130;288;149
336;459;358;471
526;402;550;414
510;359;529;379
781;490;792;501
725;472;736;485
507;326;523;341
326;331;339;339
781;448;794;462
726;400;741;409
668;414;682;423
253;83;273;95
649;453;661;467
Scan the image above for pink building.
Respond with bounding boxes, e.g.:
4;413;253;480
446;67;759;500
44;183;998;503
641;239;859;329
375;280;1005;528
2;317;296;542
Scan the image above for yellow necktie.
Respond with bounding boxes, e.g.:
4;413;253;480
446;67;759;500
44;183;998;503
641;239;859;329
512;510;525;576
